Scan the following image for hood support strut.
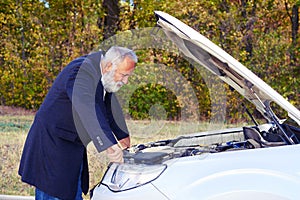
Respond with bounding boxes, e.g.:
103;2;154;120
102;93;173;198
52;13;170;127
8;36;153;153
246;82;297;145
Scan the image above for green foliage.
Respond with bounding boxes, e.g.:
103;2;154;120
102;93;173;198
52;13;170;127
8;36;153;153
0;0;299;121
0;0;103;109
129;83;180;120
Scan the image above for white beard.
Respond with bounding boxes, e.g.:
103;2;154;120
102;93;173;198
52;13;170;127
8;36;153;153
101;69;124;93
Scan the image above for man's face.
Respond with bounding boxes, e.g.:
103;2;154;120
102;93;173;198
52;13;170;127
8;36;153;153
102;56;135;93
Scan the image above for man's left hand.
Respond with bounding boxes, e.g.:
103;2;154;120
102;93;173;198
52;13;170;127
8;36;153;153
119;137;130;150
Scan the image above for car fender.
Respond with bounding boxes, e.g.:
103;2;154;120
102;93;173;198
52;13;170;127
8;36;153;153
151;145;300;200
172;168;300;200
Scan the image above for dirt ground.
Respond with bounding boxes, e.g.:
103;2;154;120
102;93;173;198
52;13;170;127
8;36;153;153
0;106;36;116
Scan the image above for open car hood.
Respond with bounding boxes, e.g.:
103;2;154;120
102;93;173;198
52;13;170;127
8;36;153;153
155;11;300;125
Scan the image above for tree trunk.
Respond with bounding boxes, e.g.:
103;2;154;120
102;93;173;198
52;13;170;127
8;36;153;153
291;4;299;64
102;0;120;39
241;0;256;60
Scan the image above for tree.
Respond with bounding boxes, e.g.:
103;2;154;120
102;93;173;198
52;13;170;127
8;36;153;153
0;0;298;118
101;0;120;39
285;0;299;64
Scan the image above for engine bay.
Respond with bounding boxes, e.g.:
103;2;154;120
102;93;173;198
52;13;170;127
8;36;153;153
124;123;300;165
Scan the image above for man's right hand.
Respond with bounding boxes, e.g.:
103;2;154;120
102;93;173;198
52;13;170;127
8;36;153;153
106;144;124;163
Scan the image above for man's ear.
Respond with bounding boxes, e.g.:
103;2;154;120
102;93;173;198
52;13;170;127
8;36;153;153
102;62;112;73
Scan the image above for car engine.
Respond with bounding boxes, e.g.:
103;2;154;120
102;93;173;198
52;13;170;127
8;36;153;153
124;122;300;165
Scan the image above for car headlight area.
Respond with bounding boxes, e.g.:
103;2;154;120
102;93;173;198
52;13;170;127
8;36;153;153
91;163;168;200
102;163;166;192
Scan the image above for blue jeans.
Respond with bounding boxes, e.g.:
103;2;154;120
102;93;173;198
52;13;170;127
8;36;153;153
35;188;60;200
35;164;83;200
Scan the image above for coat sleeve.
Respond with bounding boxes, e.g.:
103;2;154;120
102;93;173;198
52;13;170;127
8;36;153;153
66;56;117;152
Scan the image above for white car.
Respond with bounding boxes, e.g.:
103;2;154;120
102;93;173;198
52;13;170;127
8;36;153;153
91;11;300;200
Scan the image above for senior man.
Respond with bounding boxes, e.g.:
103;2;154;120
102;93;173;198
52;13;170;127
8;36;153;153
19;46;138;200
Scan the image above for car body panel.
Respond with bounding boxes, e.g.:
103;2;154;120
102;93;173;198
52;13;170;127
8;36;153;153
151;144;300;200
92;144;300;200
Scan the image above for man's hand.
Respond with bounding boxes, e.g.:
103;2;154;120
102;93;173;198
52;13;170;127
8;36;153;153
119;137;130;150
106;144;124;163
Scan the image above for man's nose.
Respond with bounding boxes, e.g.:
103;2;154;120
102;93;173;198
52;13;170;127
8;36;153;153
122;76;129;84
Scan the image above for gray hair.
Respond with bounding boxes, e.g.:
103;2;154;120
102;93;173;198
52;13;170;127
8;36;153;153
102;46;138;69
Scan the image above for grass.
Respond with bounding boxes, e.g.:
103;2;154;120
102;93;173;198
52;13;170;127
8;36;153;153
0;116;35;196
0;114;243;198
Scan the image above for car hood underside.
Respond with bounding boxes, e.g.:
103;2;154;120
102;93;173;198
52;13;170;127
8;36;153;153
154;11;300;126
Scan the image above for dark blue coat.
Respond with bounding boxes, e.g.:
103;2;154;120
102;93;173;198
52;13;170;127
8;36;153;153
18;51;129;199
